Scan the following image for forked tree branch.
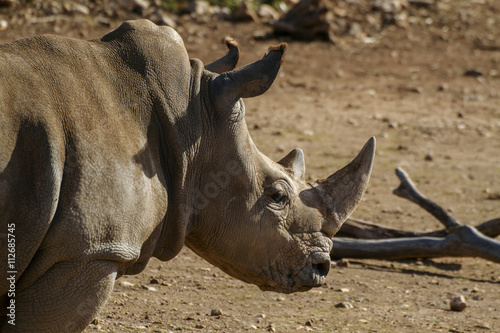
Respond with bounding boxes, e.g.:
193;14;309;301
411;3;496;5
333;168;500;264
393;167;460;228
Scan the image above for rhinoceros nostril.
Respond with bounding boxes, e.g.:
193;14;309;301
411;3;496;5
312;261;330;277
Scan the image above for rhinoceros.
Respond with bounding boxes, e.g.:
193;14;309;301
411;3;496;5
0;20;375;332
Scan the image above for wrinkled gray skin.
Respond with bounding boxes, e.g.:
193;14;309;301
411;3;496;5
0;20;375;332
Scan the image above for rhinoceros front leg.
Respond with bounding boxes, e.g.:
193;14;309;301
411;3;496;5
2;260;117;332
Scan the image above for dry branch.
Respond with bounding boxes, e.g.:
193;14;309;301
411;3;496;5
332;225;500;263
393;167;460;228
332;168;500;264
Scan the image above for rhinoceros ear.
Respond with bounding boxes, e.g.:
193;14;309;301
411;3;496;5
205;37;240;74
278;148;305;180
211;43;287;110
315;137;376;237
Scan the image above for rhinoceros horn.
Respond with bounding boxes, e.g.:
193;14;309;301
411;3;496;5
204;37;240;74
315;137;376;238
278;148;305;181
211;43;287;109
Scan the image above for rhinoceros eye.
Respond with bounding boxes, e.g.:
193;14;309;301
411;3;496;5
265;182;290;209
270;191;286;203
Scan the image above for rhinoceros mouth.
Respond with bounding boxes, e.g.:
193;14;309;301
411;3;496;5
257;251;331;293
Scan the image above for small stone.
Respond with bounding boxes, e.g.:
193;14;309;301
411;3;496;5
210;308;222;316
72;4;90;15
253;30;268;40
388;121;398;129
347;118;359;127
187;0;210;16
303;130;314;136
464;69;482;77
257;313;266;319
120;281;134;287
335;302;354;309
91;318;99;325
141;285;158;291
195;324;206;329
233;1;259;22
119;0;149;12
257;4;279;21
213;6;231;20
450;295;467;312
336;259;350;268
305;320;313;326
150;278;159;284
339;288;350;293
438;83;449;91
424;152;434;161
157;12;177;29
267;323;276;332
0;20;8;31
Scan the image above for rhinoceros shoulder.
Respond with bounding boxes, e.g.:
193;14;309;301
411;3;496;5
100;19;185;52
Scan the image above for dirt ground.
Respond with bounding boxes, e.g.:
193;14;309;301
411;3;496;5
2;1;499;332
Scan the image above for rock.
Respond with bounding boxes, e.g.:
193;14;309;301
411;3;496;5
371;0;409;25
388;121;398;129
44;1;63;15
141;285;158;291
438;83;449;91
464;69;482;77
119;0;150;14
267;323;276;332
257;4;279;22
72;4;90;15
253;30;268;40
187;0;211;16
336;258;350;268
233;1;259;22
348;22;363;37
424;152;433;161
150;278;159;284
0;20;8;31
156;11;177;28
213;6;231;20
120;281;135;287
335;302;354;309
450;295;467;311
210;308;223;316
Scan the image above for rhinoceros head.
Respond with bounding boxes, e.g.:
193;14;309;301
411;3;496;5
181;41;375;293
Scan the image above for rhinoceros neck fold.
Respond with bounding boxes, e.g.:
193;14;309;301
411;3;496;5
151;58;207;262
